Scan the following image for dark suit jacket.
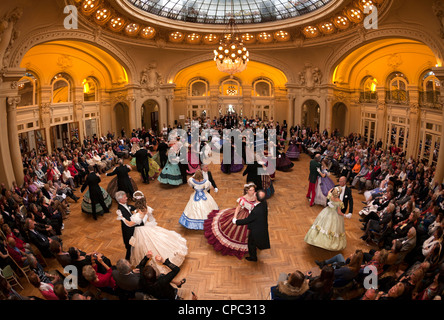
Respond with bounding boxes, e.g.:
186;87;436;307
107;165;134;195
112;269;141;292
132;148;150;172
236;200;270;250
81;172;103;201
118;203;136;247
309;159;322;184
335;184;354;214
27;229;52;257
206;171;217;189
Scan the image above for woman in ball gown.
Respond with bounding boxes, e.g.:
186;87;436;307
186;142;201;175
147;146;161;180
221;138;244;174
157;141;183;186
286;135;300;160
118;191;188;276
204;183;258;259
259;158;275;198
276;141;294;172
313;161;336;206
304;187;347;251
81;187;112;216
179;169;219;230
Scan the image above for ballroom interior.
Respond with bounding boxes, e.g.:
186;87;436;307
1;0;444;300
0;0;443;187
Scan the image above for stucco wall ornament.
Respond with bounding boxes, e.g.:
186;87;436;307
0;7;23;69
433;0;444;39
298;62;322;91
140;62;163;94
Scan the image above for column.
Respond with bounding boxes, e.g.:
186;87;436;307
287;94;295;128
159;96;167;131
324;94;334;135
242;85;252;119
167;95;175;127
294;91;302;127
74;100;85;143
432;67;444;184
7;96;24;185
127;95;137;130
375;86;387;148
406;85;420;159
40;102;52;155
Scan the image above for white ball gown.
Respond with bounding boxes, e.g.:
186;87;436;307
179;178;219;230
129;207;188;275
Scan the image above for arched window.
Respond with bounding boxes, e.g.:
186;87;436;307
18;72;38;107
360;76;377;102
420;70;441;108
188;78;209;97
83;76;99;101
387;72;408;104
51;73;72;103
253;78;273;97
220;78;241;96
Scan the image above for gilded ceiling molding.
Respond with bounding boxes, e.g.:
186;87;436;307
323;25;444;84
165;52;296;85
7;28;138;84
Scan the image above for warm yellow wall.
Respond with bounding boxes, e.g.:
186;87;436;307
173;60;288;88
20;40;128;89
333;38;439;90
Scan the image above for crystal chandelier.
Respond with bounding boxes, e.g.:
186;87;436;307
214;16;249;76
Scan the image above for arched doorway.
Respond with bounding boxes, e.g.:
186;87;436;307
141;100;159;133
332;102;347;136
301;100;320;131
114;102;130;138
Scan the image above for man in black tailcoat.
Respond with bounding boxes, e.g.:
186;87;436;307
80;166;110;220
115;191;137;260
233;189;270;262
106;159;136;200
131;143;150;184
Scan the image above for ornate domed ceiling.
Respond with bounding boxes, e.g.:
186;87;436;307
126;0;333;25
75;0;387;46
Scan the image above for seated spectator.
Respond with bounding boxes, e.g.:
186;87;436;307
5;237;29;267
62;165;76;189
28;271;58;300
28;253;63;285
375;281;406;300
112;258;141;299
137;251;186;300
49;239;71;268
82;253;117;295
25;217;60;258
414;272;444;300
307;265;335;300
68;246;112;288
271;270;310;300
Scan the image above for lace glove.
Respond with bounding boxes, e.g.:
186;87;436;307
214;188;218;193
345;213;352;219
232;218;237;224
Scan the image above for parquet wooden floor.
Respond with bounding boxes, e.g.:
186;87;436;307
16;153;371;300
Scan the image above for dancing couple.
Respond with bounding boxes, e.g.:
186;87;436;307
116;190;188;275
204;183;270;262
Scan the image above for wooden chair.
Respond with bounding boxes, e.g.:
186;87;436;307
0;265;24;290
8;254;32;284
